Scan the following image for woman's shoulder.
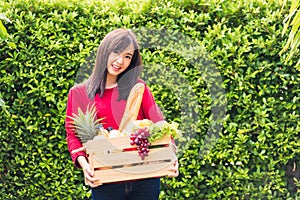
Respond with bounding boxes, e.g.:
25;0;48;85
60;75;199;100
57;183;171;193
136;79;153;94
68;81;88;96
70;81;87;91
137;78;146;85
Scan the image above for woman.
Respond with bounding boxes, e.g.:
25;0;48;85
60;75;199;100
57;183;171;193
65;28;178;200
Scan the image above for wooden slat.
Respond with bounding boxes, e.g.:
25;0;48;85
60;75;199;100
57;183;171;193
91;146;176;168
93;162;173;185
87;135;171;150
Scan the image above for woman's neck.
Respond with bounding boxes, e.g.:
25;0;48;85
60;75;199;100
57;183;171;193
106;77;118;89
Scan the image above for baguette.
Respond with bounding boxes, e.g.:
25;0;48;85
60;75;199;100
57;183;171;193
119;83;145;133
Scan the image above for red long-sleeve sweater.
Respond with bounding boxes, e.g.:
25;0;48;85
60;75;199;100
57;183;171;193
65;79;164;168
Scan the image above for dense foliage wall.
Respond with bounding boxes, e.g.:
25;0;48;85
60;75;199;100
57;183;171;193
0;0;299;199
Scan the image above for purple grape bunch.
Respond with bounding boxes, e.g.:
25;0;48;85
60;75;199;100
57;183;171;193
130;127;151;160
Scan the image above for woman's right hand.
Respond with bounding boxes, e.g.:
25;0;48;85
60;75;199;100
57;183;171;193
77;156;101;188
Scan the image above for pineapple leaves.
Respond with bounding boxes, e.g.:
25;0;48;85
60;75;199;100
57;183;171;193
68;103;104;143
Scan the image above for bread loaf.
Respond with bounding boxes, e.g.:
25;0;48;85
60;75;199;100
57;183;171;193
119;83;145;133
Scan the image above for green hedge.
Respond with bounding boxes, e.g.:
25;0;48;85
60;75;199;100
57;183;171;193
0;0;299;199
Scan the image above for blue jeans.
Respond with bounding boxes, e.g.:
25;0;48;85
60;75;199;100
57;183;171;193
91;178;160;200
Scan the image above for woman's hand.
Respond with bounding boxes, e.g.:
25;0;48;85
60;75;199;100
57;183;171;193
77;156;101;188
167;159;179;178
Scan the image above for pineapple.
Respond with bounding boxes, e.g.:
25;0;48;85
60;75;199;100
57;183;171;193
68;103;104;143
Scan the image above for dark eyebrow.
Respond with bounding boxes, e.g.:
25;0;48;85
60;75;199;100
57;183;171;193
125;52;133;56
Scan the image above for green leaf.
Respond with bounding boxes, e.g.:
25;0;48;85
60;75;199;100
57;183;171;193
0;21;9;39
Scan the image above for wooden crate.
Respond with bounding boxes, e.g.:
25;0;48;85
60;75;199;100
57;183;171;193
85;135;177;185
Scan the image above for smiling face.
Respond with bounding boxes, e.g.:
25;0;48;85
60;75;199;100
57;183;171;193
87;28;142;100
106;43;135;81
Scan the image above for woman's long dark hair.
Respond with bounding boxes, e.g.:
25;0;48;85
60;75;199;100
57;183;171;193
86;29;143;100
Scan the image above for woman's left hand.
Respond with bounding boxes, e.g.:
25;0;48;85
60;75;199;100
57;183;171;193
167;159;179;178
